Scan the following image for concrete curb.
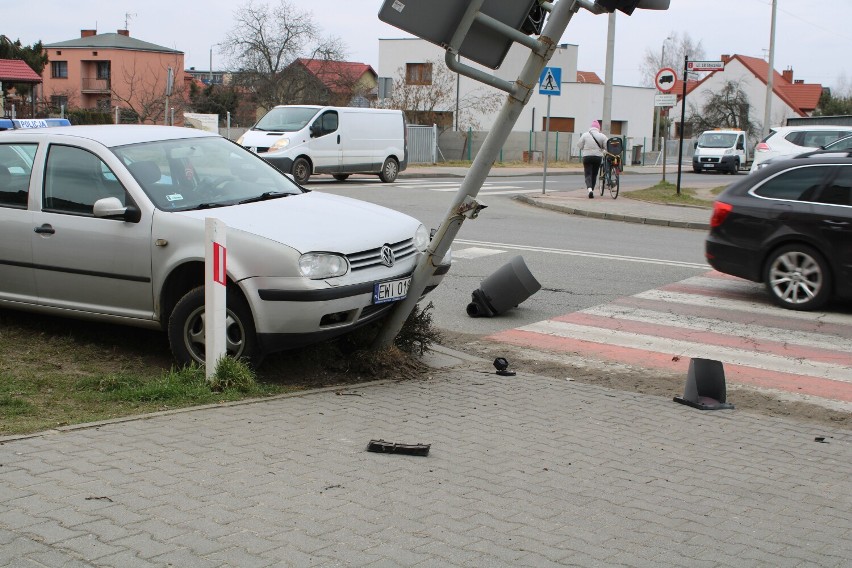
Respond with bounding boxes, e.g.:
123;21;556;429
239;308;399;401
513;194;712;231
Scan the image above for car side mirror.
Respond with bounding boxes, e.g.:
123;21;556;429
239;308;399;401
693;141;698;149
736;141;744;150
309;124;321;137
93;197;141;223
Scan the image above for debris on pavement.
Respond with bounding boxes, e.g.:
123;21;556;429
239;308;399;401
367;439;430;456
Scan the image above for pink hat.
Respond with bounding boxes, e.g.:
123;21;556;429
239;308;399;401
591;120;601;129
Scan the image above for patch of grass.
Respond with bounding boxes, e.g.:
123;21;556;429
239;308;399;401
624;181;715;208
1;300;441;436
0;394;36;417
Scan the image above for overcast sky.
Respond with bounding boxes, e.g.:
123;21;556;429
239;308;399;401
4;0;851;92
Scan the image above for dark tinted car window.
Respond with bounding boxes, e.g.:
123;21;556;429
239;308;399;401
784;131;804;146
753;166;828;201
815;166;852;206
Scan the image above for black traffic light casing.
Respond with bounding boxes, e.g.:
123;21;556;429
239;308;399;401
595;0;670;14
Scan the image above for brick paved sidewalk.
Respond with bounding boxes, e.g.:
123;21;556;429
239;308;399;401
2;351;850;567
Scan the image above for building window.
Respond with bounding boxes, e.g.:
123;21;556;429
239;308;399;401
406;63;432;85
96;61;110;80
50;95;69;110
51;61;68;79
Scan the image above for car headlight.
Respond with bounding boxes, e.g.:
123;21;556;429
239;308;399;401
724;148;734;155
414;224;429;252
270;138;290;151
236;134;245;146
299;253;348;279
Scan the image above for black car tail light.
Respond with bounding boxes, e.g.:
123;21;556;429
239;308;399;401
710;201;733;227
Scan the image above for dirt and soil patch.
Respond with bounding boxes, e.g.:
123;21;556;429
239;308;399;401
437;330;851;431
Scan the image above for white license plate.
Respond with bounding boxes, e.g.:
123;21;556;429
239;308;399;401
374;277;411;304
703;163;714;168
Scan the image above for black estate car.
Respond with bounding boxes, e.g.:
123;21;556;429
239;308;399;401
706;154;852;310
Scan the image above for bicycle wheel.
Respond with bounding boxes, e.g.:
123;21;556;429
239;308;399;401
599;162;606;196
609;167;620;199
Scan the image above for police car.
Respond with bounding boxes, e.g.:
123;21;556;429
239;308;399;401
0;117;71;131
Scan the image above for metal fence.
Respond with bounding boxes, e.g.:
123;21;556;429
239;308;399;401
406;124;437;164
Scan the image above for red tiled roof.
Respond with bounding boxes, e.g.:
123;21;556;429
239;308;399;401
576;71;603;84
716;54;822;116
295;58;376;93
670;79;701;99
0;59;42;82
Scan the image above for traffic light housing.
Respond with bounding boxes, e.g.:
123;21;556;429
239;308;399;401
595;0;670;15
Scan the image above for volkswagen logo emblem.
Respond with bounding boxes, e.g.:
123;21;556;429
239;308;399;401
380;245;395;267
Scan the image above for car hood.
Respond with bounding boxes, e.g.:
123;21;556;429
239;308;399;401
174;191;420;254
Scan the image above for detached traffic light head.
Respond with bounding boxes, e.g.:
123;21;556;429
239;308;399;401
594;0;671;15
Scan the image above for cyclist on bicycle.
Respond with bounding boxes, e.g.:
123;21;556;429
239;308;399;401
576;120;609;199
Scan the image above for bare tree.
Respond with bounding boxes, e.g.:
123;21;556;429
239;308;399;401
686;80;758;139
220;0;346;110
381;60;503;131
640;31;707;87
110;57;187;124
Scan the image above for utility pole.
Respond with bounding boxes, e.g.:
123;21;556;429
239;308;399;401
655;36;671;151
762;0;778;138
601;12;616;135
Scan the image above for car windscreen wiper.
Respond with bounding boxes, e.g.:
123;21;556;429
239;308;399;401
238;191;291;204
194;202;228;210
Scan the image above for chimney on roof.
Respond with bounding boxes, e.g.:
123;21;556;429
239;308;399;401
794;79;804;84
721;54;732;63
782;68;794;83
117;29;129;36
81;29;97;38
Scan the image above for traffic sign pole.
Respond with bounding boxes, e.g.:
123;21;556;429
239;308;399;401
676;55;689;196
538;66;561;195
542;95;551;194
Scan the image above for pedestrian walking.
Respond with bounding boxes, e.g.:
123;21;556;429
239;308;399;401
576;120;608;198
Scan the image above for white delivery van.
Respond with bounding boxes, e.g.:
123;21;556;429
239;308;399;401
692;129;750;174
237;105;407;184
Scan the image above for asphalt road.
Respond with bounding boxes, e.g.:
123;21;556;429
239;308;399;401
312;172;852;412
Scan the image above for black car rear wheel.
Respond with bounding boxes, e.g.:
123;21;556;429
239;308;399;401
763;244;831;311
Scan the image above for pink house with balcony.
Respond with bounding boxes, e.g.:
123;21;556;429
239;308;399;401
41;29;185;124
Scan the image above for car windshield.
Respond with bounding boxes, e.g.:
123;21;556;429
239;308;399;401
253;107;319;132
112;136;303;211
697;133;738;148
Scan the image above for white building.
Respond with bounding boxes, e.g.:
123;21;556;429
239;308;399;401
378;38;656;147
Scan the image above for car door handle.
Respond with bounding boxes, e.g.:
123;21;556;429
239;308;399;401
337;134;340;144
823;220;849;229
34;224;55;235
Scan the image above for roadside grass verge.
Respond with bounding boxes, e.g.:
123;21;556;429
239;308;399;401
1;304;439;436
623;181;725;208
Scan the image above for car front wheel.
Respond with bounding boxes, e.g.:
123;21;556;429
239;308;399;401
168;286;262;367
763;244;831;311
292;157;311;184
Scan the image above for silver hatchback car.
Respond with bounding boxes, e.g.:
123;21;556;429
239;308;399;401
0;125;449;366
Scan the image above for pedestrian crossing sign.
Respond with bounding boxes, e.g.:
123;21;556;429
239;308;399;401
539;67;561;96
